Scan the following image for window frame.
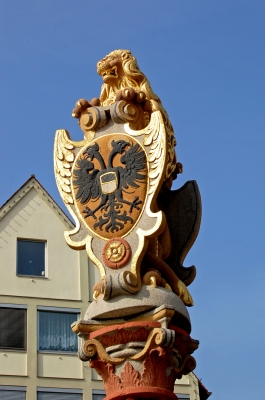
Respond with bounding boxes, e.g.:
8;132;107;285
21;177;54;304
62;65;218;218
37;387;82;400
0;385;26;391
16;238;47;278
0;304;27;351
0;385;26;400
92;390;105;400
37;306;80;354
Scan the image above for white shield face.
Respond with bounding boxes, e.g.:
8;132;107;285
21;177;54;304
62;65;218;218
100;172;118;194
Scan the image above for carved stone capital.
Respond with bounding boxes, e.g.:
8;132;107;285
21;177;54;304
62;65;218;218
90;348;178;400
78;321;198;400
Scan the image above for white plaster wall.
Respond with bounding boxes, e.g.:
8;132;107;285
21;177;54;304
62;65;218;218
0;351;27;376
176;375;190;386
37;353;83;379
91;368;102;380
0;188;81;300
174;373;200;400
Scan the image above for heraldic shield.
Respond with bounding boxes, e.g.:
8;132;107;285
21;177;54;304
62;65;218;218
72;134;148;240
54;50;199;305
54;99;172;299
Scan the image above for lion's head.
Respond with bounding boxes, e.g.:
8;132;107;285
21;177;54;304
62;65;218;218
97;50;159;106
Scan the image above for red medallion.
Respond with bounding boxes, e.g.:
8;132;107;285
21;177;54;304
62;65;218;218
102;237;131;269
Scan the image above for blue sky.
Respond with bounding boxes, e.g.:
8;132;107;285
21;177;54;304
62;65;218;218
1;2;265;398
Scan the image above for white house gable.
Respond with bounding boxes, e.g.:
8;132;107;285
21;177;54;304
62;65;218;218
0;180;81;300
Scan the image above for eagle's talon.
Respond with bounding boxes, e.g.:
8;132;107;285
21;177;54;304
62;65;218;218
82;206;96;220
129;196;142;213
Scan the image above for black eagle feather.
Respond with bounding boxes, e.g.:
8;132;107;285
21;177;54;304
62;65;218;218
73;159;100;204
118;143;146;190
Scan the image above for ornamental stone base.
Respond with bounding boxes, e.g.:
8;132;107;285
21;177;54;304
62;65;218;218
74;310;198;400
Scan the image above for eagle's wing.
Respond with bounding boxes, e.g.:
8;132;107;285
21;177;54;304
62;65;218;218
124;111;167;196
54;129;87;205
54;129;76;205
119;144;146;190
73;160;100;204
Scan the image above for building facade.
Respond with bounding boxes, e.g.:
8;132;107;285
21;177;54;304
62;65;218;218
0;176;210;400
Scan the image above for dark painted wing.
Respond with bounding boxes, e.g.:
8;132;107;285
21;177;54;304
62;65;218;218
158;180;202;286
73;159;100;204
118;144;146;189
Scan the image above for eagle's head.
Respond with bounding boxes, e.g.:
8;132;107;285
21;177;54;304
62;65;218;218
111;140;130;154
83;143;99;160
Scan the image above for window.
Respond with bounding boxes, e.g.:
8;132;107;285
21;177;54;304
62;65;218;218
38;308;79;352
175;395;190;400
0;385;26;400
17;239;46;277
0;306;26;350
37;388;82;400
92;391;105;400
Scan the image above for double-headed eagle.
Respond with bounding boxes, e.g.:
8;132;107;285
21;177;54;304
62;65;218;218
73;140;146;233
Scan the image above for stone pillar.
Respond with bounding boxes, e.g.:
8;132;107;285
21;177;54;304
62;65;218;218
72;287;198;400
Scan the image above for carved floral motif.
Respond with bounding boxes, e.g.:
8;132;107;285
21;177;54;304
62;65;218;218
90;360;122;395
90;348;177;398
120;362;140;388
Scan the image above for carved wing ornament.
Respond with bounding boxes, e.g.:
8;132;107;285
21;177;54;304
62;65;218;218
125;110;167;196
54;129;86;205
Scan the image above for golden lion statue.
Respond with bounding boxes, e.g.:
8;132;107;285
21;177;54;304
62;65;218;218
97;49;159;106
72;49;181;182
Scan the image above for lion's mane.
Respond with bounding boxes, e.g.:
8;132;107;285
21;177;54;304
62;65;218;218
97;50;159;106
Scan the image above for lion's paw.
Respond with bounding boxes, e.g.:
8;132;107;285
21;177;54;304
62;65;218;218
177;279;194;307
72;98;100;119
115;88;146;103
